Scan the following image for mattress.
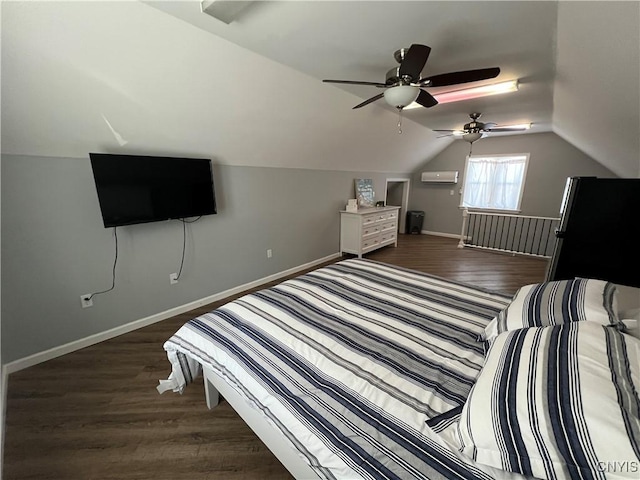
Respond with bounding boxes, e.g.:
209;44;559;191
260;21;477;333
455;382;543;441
160;259;515;479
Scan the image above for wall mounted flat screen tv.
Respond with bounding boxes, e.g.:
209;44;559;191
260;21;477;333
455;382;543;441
90;153;217;228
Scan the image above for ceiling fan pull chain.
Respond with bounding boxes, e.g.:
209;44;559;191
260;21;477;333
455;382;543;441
397;108;403;134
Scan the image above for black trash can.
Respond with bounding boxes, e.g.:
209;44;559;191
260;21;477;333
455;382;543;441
406;211;425;234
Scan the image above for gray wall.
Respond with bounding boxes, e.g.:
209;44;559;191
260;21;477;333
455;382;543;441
1;154;402;363
409;132;617;235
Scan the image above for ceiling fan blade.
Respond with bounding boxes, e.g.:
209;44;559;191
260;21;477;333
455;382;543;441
421;67;501;87
415;89;438;108
432;129;456;133
352;93;384;109
436;133;455;138
398;44;431;81
486;126;529;132
323;79;388;87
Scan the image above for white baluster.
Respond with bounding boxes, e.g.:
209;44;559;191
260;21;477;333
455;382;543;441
458;208;469;248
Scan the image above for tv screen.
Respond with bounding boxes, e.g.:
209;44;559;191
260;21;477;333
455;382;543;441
89;153;217;228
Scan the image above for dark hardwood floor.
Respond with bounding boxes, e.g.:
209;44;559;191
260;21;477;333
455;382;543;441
366;234;548;295
3;234;548;480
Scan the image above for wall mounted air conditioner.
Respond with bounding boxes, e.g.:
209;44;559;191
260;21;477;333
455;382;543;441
421;171;459;184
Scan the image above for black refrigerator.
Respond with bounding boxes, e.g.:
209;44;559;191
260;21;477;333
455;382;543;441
547;177;640;288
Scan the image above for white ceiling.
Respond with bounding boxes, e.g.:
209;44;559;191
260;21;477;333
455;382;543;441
1;1;448;173
145;0;640;177
552;1;639;178
146;1;557;133
2;1;638;177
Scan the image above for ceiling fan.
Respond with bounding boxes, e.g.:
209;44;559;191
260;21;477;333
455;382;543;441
323;44;501;110
433;113;531;143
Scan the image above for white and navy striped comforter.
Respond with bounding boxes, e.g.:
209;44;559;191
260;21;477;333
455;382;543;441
161;259;514;479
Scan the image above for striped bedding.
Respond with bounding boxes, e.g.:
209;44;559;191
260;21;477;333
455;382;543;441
160;258;515;479
452;322;640;480
481;278;621;343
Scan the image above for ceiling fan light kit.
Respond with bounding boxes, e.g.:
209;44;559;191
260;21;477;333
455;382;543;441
383;86;420;109
462;131;483;143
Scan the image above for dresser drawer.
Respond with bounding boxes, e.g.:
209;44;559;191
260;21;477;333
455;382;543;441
380;220;397;233
362;214;379;227
373;212;390;223
362;225;381;238
361;235;381;252
379;231;396;245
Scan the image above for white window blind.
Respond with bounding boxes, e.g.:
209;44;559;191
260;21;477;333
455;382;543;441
461;153;529;211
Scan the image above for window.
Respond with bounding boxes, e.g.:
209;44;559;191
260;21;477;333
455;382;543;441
460;153;529;211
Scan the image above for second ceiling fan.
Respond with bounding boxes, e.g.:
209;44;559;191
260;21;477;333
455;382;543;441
434;113;531;143
323;44;501;110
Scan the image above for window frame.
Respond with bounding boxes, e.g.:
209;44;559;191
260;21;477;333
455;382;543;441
458;152;530;213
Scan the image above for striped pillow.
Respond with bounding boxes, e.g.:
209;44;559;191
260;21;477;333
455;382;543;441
456;322;640;480
482;278;620;342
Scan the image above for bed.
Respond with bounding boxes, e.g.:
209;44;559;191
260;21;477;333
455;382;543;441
158;258;640;480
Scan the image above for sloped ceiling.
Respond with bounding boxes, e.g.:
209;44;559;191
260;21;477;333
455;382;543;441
146;0;640;178
1;1;447;173
145;0;558;134
553;1;640;178
2;1;639;177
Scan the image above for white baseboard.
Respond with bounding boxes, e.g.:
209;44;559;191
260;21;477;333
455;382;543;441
4;253;341;375
1;364;6;478
420;230;461;239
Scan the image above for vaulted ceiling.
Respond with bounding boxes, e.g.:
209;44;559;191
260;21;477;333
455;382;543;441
2;1;639;177
149;1;558;134
146;0;639;177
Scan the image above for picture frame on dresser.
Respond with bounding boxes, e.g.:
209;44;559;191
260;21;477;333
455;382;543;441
354;178;375;207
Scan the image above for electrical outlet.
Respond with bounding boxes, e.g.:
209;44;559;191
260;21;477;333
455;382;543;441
170;273;179;285
267;249;273;258
80;295;93;309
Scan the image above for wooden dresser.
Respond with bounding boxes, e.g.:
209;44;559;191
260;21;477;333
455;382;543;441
340;206;400;258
